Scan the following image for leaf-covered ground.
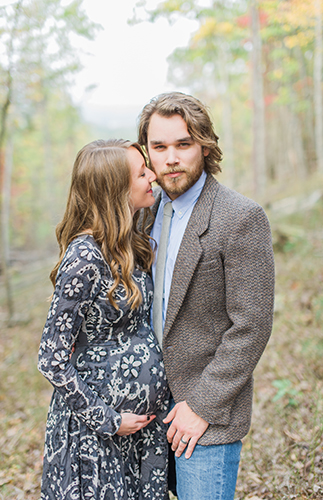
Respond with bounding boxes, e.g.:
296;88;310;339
235;201;323;500
0;200;322;499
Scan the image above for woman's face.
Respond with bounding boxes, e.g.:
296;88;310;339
128;147;156;213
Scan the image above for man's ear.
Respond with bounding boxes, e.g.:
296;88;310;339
203;147;210;157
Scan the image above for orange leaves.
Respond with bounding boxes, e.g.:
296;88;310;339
193;18;235;43
266;0;317;32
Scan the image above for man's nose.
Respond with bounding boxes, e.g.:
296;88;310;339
166;147;179;165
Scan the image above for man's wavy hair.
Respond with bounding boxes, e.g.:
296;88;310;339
138;92;223;175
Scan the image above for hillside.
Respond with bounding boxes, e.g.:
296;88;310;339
0;197;322;499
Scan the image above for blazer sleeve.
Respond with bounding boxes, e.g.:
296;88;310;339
38;240;122;438
186;204;275;425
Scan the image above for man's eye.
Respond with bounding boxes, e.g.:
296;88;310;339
154;145;165;150
179;142;190;148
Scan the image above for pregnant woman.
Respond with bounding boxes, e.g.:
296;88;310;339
38;140;169;499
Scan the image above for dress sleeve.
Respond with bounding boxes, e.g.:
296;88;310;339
38;239;122;438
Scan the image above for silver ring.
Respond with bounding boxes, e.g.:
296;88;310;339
180;437;188;445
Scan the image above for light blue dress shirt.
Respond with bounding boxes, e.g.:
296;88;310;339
151;170;207;330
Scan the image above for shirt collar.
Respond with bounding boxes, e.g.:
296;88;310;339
161;170;207;219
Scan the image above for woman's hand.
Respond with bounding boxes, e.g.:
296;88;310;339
116;413;156;436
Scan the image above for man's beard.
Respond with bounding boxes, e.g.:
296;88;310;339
153;154;204;198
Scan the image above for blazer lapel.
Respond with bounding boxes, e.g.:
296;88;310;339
151;189;161;215
163;174;220;338
139;188;162;237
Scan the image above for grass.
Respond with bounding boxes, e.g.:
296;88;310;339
0;303;52;499
0;200;322;499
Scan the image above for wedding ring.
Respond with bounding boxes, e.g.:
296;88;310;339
180;437;188;445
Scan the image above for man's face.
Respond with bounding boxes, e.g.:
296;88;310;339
147;113;209;200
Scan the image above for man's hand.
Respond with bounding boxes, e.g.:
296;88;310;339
163;401;209;459
116;413;155;436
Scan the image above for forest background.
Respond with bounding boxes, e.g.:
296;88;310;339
0;0;323;498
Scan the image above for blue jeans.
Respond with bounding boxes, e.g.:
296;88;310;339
175;440;242;500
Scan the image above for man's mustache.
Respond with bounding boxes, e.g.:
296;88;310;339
160;167;186;175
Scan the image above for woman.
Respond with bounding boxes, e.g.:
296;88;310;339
38;140;169;499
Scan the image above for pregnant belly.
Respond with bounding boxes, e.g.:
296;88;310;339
75;334;169;415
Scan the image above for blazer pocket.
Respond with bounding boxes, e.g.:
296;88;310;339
195;258;226;306
197;258;221;274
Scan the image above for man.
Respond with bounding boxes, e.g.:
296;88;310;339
138;92;275;500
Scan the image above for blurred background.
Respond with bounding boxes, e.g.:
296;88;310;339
0;1;323;499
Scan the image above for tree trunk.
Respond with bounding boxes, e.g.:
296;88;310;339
251;0;266;198
0;1;22;323
220;44;235;188
1;137;14;322
289;111;307;180
41;95;56;229
314;0;323;173
295;45;315;174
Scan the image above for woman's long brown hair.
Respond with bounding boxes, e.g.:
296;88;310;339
50;139;154;310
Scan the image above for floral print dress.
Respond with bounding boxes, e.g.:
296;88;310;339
38;235;169;500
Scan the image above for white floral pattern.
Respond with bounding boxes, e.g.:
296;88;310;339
38;235;169;500
121;354;142;377
64;277;84;296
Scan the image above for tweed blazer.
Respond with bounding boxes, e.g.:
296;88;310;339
150;174;275;445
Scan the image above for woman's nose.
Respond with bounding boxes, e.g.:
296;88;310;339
147;168;156;183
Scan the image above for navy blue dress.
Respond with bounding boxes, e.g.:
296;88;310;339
38;235;169;499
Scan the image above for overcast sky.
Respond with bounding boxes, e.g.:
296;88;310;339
0;0;199;127
72;0;198;112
